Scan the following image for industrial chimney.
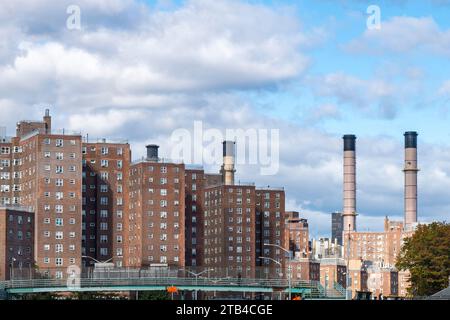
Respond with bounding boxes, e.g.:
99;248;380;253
404;132;419;228
343;135;357;232
146;144;159;162
221;141;236;185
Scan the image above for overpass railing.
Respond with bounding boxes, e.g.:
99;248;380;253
2;277;320;291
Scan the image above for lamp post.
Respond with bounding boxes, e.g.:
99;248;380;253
345;224;352;300
82;255;122;279
259;256;291;300
263;243;292;300
180;269;213;300
10;257;17;281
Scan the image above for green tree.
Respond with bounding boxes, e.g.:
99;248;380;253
396;222;450;297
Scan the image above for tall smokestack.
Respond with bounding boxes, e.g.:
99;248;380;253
146;144;159;162
404;131;418;228
343;135;357;232
221;141;236;185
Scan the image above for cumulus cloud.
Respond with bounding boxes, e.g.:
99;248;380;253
0;0;310;117
346;16;450;56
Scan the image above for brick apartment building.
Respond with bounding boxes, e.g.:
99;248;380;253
255;188;286;278
81;140;131;268
289;258;320;282
127;145;185;268
0;111;83;278
284;211;309;258
203;184;257;278
319;258;346;289
184;167;205;267
0;207;34;280
366;263;399;297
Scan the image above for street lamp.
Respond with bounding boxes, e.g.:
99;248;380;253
10;257;17;280
82;255;122;279
179;269;213;300
345;223;352;300
259;256;291;300
263;243;292;300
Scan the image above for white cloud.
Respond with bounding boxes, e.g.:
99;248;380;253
346;16;450;56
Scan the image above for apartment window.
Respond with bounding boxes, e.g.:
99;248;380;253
55;244;63;253
101;160;109;167
44;245;50;251
100;210;108;218
55;258;63;266
44;257;50;264
117;160;123;169
0;172;10;180
44;151;51;158
160;200;167;207
100;197;108;205
100;223;108;230
69;153;76;159
100;185;108;192
69;218;76;225
161;166;167;173
44;218;50;224
1;147;10;154
56;179;63;187
55;218;63;226
44;231;51;238
56;166;63;174
117;148;123;155
117;172;123;181
160;189;167;196
100;248;108;256
101;147;109;155
100;235;108;243
56;139;63;147
56;205;63;213
82;147;87;154
100;172;108;180
56;152;63;160
0;159;10;167
160;178;167;185
116;223;123;231
117;185;122;193
56;192;63;200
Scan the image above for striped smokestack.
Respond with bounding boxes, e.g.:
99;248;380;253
404;131;419;228
343;135;357;232
221;141;236;185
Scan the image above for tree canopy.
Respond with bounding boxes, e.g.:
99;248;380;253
396;222;450;297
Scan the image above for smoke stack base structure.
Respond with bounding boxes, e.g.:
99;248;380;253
221;141;236;185
343;134;357;232
146;144;159;162
404;132;419;228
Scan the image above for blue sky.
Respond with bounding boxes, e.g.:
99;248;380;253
1;0;449;237
138;0;450;145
